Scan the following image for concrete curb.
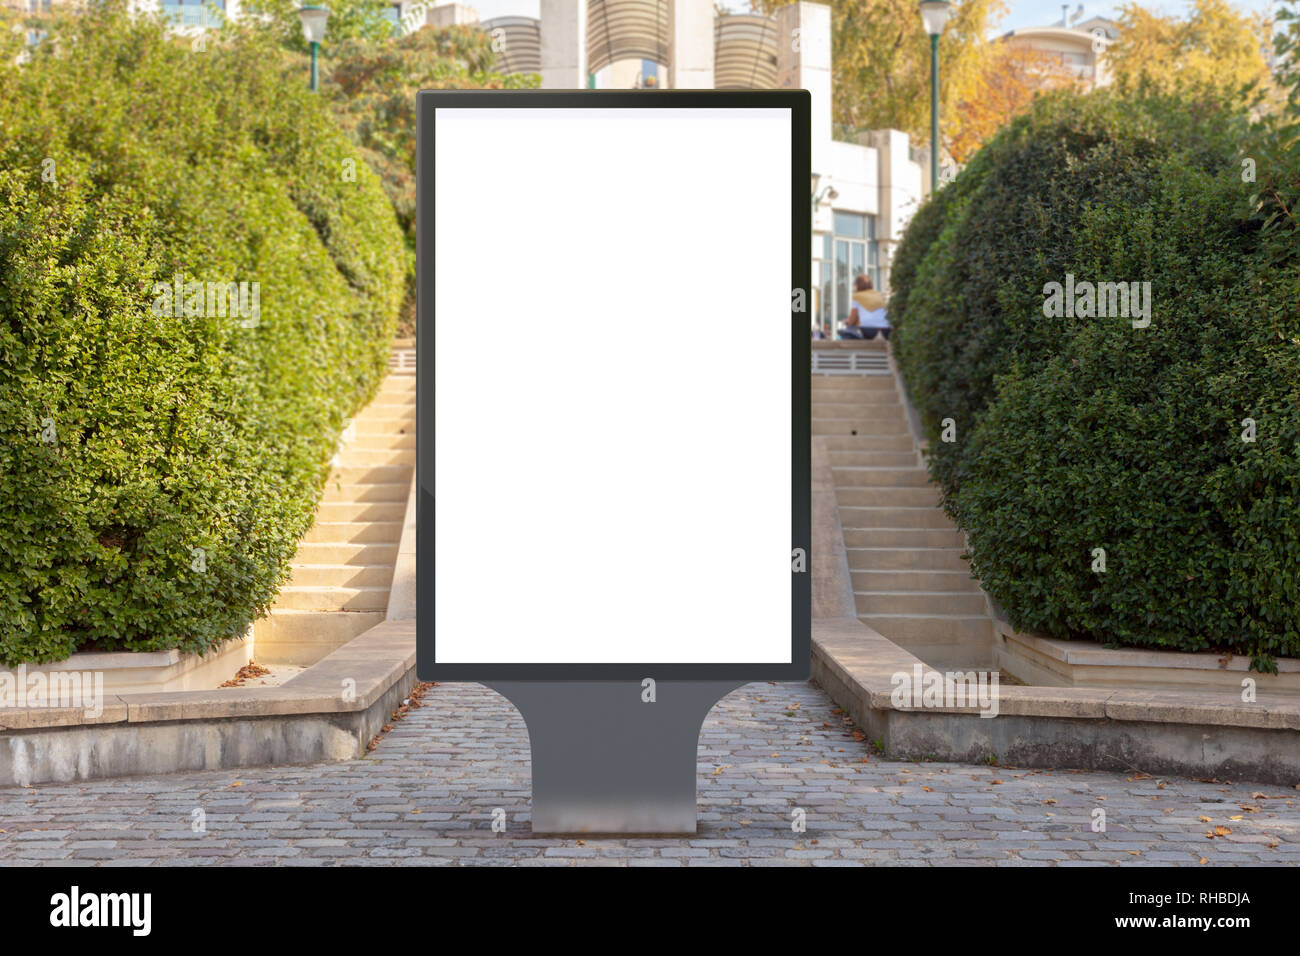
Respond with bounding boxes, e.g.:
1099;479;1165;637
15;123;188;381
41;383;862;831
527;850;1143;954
809;427;1300;785
385;473;418;621
0;621;418;787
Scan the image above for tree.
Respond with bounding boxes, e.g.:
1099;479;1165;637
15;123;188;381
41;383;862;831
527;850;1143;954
240;0;396;52
751;0;1006;156
327;25;539;245
1106;0;1275;107
947;43;1077;164
326;25;539;333
1246;4;1299;295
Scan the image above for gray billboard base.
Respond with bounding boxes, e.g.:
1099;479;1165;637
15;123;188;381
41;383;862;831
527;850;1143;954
487;680;745;835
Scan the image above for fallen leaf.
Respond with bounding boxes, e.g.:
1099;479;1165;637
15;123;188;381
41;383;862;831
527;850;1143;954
1199;816;1212;823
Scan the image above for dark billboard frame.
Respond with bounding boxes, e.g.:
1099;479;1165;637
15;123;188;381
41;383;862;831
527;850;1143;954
417;89;811;681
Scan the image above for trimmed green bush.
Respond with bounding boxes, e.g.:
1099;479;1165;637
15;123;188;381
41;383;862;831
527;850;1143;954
889;91;1300;667
0;4;406;664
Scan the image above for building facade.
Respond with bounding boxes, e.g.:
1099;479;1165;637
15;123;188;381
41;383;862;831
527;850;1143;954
1000;6;1119;89
466;0;926;328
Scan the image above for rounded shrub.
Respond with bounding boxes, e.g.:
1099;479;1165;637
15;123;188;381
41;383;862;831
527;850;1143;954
891;92;1248;502
888;90;1300;666
0;4;407;664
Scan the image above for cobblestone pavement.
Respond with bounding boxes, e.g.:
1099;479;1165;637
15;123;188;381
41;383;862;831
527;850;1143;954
0;681;1296;866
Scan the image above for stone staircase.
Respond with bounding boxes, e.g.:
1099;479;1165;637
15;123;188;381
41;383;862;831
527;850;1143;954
814;342;994;669
253;362;415;665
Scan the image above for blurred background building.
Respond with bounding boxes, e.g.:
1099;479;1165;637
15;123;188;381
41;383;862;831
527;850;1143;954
999;3;1118;88
426;0;929;327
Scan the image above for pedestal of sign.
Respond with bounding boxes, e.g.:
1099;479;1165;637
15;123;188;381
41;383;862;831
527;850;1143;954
487;680;745;835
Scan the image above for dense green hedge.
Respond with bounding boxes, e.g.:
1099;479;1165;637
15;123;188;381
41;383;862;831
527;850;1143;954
890;91;1300;668
0;5;406;664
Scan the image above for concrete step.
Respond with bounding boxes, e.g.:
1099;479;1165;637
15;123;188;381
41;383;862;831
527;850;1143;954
838;506;953;529
832;466;932;488
303;521;404;544
836;487;941;507
277;585;390;612
810;375;895;391
294;542;399;565
349;433;416;451
253;610;386;666
316;501;409;523
851;569;981;591
318;481;410;504
858;612;995;651
356;422;415;438
812;418;908;436
354;414;416;431
287;563;396;588
810;401;905;416
329;464;411;485
855;590;989;615
336;448;415;467
828;450;918;467
843;527;965;549
819;434;916;452
847;546;970;572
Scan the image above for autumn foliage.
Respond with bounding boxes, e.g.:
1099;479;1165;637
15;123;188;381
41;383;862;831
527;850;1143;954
948;43;1077;164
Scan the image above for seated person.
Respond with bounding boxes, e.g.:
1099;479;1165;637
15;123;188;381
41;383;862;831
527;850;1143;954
849;275;889;340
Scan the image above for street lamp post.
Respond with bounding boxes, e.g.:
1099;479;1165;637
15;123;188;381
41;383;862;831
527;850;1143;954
918;0;951;193
298;5;330;93
810;172;838;219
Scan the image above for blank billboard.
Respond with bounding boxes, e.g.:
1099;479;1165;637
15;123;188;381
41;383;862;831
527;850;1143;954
418;90;809;680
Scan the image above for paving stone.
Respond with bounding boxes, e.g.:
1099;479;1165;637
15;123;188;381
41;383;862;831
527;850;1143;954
0;681;1293;865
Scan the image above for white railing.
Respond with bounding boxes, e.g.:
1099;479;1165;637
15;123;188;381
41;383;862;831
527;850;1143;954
811;350;890;375
389;348;416;375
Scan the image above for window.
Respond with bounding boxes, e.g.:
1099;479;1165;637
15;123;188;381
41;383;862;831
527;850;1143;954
826;211;879;326
383;4;403;35
160;0;225;28
814;234;833;332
